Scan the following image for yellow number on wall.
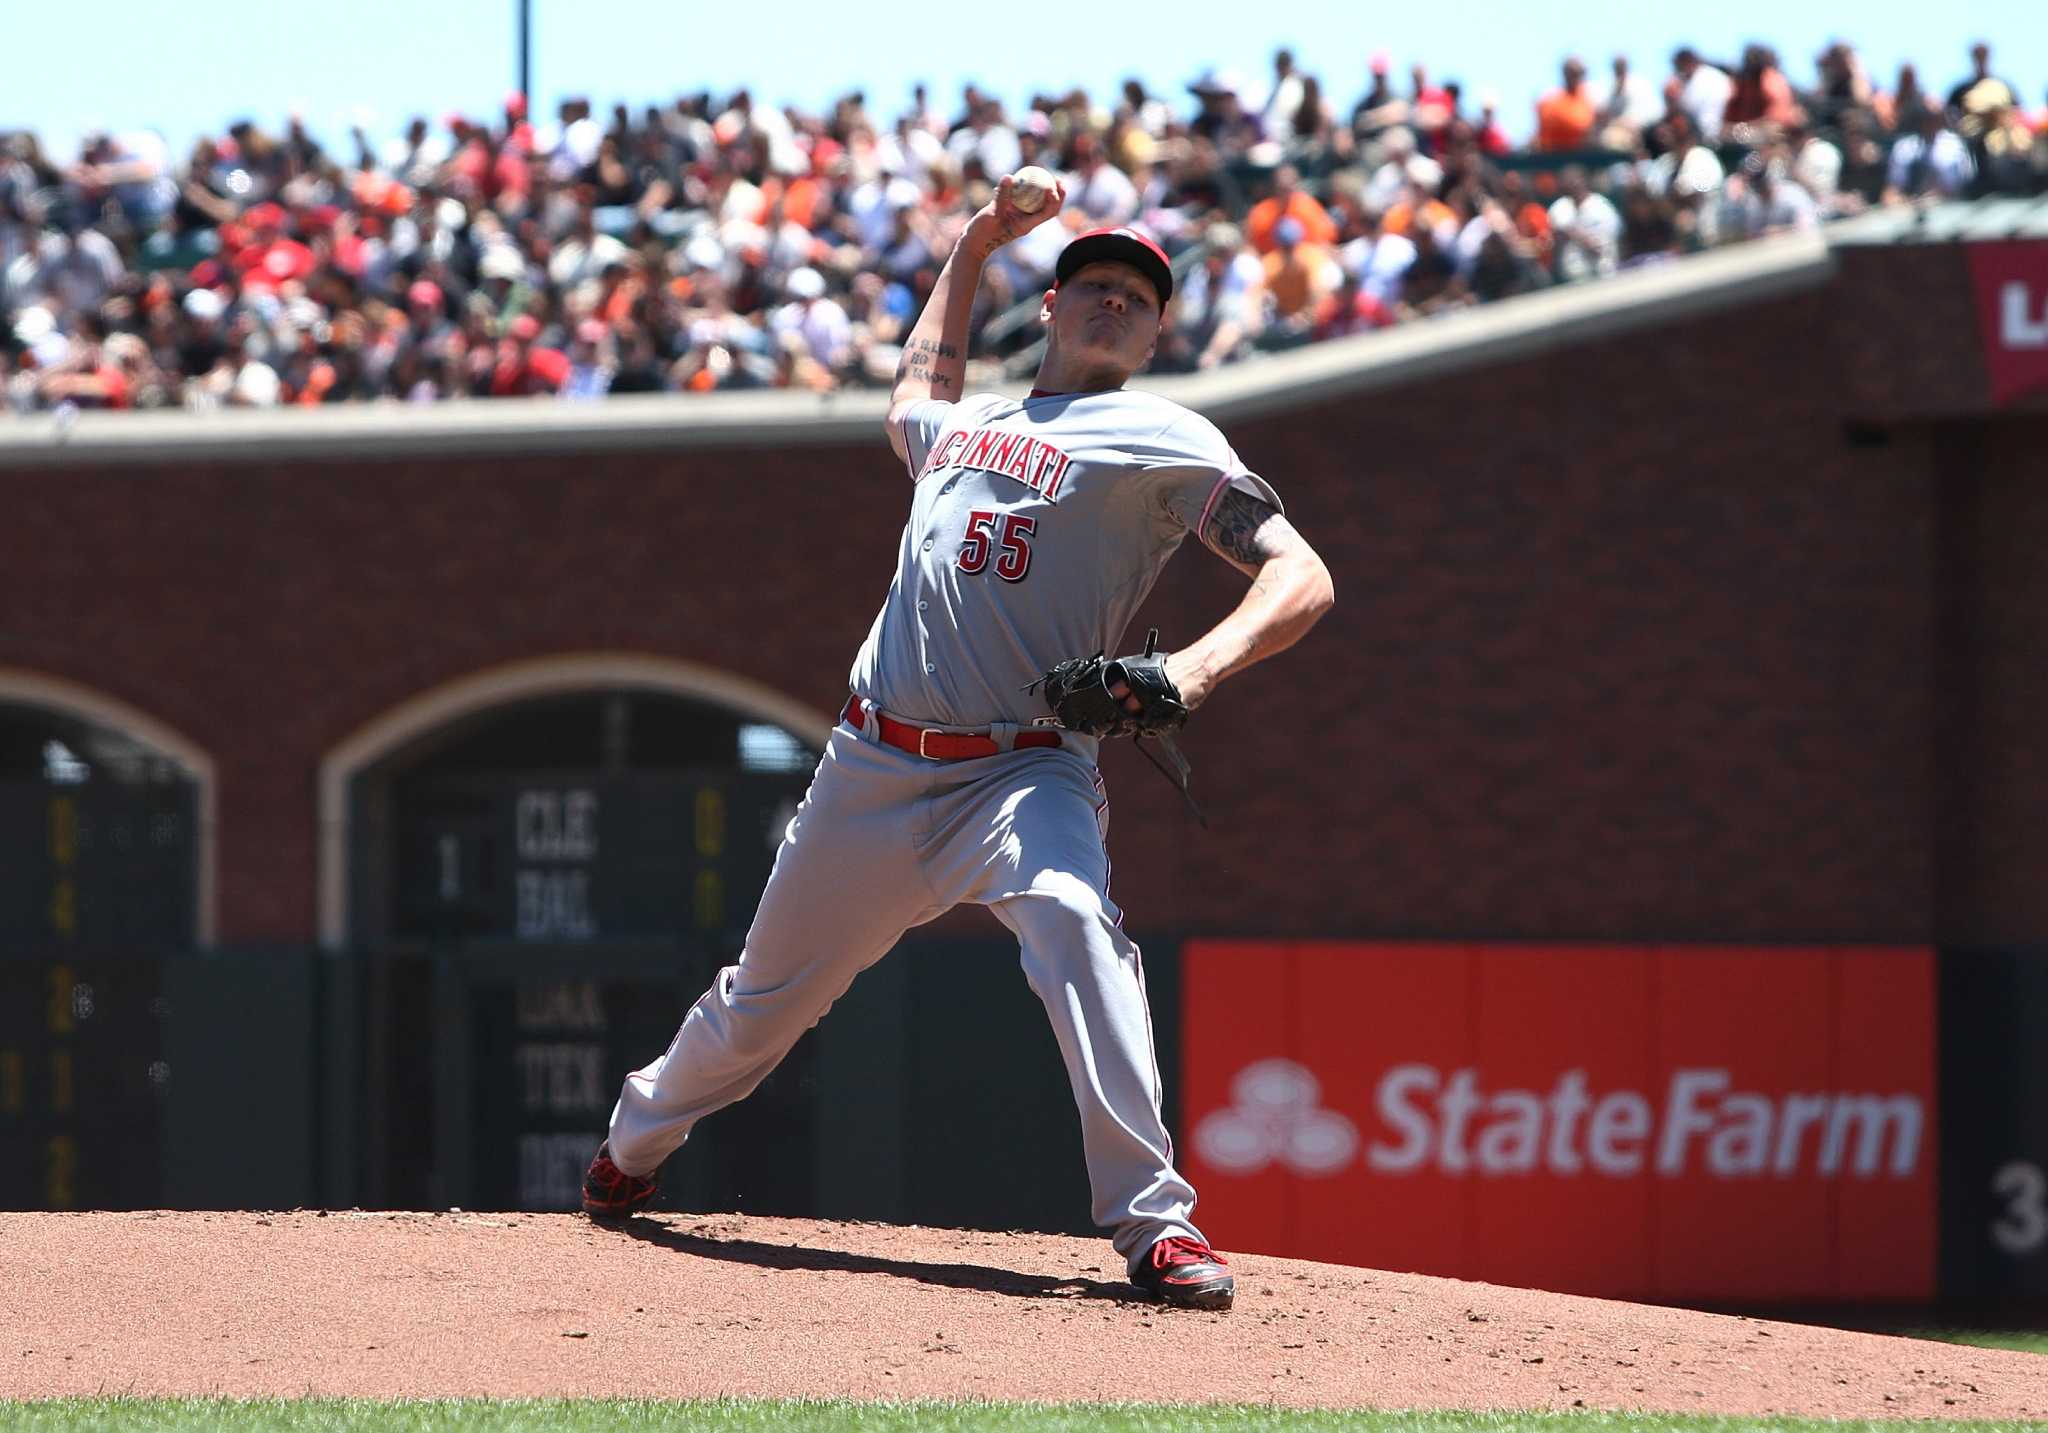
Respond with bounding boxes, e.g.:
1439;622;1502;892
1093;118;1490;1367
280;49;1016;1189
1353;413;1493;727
46;1135;76;1210
693;870;724;929
45;966;75;1035
694;788;726;858
48;797;77;864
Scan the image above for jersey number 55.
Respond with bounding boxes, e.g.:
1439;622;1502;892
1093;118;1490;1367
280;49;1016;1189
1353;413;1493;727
957;510;1036;583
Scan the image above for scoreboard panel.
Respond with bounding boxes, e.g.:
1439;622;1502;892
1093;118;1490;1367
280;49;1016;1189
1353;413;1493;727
0;780;193;1209
0;952;169;1209
0;782;196;946
392;770;803;942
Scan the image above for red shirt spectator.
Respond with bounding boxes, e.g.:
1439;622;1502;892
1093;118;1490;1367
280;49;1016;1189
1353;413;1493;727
1313;277;1392;339
490;315;568;396
1724;46;1805;131
231;203;317;293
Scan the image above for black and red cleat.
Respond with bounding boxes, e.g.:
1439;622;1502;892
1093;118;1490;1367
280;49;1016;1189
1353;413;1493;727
581;1141;658;1221
1130;1235;1234;1310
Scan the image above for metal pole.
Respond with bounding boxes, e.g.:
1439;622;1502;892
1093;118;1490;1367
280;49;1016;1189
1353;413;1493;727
517;0;532;105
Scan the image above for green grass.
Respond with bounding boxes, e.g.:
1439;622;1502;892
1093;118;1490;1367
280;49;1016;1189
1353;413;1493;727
1907;1330;2048;1356
0;1402;2042;1433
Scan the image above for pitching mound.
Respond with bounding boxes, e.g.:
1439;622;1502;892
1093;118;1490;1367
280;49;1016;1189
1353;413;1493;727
3;1210;2042;1417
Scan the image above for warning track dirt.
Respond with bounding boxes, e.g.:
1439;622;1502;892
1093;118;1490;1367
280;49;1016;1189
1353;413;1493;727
2;1210;2043;1417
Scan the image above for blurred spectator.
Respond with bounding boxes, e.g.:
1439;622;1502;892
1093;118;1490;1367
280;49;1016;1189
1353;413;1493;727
1885;105;1975;201
1974;99;2038;195
1246;164;1337;254
1536;59;1598;152
1808;43;1876;132
1644;110;1725;204
769;266;851;375
1718;155;1820;240
1469;93;1513;158
1350;54;1402;141
1468;229;1546;303
489;312;567;396
1723;45;1806;141
1595;56;1666;147
1;32;2036;416
1162;222;1265;371
1889;64;1930;131
1398;224;1463;316
1549;166;1621;281
1313;268;1392;339
1186;70;1261;154
1946;43;2015;116
1835;111;1892;212
1338;201;1416;309
562;318;615;401
1260;50;1307;135
1668;47;1735;142
1786;119;1845;214
1259;215;1340;340
1063;130;1139;227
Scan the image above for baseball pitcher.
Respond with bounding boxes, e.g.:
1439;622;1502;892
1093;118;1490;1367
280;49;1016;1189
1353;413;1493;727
582;172;1335;1311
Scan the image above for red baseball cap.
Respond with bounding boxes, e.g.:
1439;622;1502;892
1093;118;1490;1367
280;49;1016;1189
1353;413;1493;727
1055;226;1173;307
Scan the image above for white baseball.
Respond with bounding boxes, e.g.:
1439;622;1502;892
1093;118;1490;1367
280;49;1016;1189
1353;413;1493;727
1008;166;1059;214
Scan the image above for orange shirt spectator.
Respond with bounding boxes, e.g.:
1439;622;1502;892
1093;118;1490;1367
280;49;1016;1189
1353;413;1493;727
1260;219;1339;319
1536;60;1597;151
780;174;825;230
1512;201;1553;270
1246;167;1338;254
1383;197;1456;241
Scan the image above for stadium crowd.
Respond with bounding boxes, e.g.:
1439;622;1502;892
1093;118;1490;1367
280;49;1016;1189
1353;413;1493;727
3;40;2043;412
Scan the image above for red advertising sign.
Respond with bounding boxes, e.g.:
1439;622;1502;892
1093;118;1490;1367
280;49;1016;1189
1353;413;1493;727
1181;942;1935;1302
1969;240;2048;406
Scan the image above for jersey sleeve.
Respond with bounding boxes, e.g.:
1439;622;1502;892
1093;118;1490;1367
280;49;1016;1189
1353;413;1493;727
897;399;955;479
1135;409;1284;540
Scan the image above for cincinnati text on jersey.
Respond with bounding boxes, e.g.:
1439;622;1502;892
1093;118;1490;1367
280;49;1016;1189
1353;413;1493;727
920;426;1075;499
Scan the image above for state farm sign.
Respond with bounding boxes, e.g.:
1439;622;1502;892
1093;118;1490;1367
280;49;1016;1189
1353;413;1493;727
1368;1065;1922;1178
1181;943;1936;1303
1969;240;2048;405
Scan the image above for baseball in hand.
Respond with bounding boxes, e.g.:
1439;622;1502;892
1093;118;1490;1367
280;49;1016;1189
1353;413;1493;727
1008;166;1059;213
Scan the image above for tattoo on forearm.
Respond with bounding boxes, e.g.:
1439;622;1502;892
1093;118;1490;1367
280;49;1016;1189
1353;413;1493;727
897;337;960;394
1201;489;1290;567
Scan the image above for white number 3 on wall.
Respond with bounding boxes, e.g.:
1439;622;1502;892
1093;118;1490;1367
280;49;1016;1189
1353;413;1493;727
1991;1160;2048;1255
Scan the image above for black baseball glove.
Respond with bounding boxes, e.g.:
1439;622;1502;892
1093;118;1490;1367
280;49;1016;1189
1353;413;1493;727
1035;628;1190;739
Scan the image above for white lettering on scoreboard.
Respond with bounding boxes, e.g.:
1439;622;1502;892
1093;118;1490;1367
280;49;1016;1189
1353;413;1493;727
515;788;598;939
519;1132;596;1210
515;1042;607;1115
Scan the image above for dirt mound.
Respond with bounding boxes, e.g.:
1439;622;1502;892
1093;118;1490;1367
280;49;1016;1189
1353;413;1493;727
2;1210;2042;1417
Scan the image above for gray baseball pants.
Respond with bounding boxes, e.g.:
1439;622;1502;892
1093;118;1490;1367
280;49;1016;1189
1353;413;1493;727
605;709;1206;1274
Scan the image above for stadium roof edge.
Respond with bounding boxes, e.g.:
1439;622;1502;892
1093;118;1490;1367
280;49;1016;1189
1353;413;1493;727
0;230;1834;469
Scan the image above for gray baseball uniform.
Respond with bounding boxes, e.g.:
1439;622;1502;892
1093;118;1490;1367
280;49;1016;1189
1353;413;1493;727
605;387;1281;1274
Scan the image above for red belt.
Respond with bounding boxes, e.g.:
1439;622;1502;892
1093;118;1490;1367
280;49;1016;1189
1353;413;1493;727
843;695;1062;761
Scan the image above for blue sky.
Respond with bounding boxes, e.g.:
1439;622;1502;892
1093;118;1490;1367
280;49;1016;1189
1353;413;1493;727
8;0;2043;161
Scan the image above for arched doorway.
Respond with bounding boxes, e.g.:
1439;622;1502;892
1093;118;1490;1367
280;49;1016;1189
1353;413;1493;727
319;653;831;1211
0;670;213;1209
0;672;213;948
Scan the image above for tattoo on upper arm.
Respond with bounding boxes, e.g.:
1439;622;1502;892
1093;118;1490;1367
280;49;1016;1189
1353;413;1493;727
1200;488;1292;567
